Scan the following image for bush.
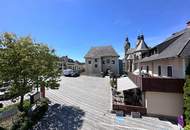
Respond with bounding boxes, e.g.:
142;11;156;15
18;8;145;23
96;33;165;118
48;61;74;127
11;98;48;130
185;124;190;130
23;100;31;113
31;99;48;123
11;112;26;130
184;63;190;125
0;127;6;130
184;79;190;116
184;78;190;125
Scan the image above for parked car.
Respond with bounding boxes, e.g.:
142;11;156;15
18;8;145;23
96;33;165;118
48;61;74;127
63;69;80;77
63;69;73;77
71;70;80;77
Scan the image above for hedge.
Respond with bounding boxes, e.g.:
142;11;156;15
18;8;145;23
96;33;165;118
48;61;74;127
11;98;49;130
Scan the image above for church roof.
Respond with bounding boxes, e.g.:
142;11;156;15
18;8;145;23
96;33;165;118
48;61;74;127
135;35;149;52
126;35;149;54
84;46;119;58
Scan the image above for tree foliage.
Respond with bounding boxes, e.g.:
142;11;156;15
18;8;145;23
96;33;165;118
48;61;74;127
184;62;190;125
0;32;61;110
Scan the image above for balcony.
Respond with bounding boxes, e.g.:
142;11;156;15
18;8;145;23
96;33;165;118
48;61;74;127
128;72;185;93
113;104;147;115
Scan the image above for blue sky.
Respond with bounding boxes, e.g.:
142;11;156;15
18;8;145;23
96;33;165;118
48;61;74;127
0;0;190;62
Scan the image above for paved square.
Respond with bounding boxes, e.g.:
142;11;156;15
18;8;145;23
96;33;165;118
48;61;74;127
33;76;178;130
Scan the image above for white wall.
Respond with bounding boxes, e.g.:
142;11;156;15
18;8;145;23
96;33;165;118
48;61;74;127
85;56;119;75
85;58;101;74
102;57;119;74
145;91;183;117
141;58;186;78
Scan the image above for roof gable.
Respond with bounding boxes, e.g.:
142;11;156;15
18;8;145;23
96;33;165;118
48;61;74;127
84;46;119;58
141;28;190;62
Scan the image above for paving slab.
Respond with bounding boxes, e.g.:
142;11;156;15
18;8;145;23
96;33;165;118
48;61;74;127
33;75;178;130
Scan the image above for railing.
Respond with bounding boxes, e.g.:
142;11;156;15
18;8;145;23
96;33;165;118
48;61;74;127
113;104;147;115
128;72;142;88
128;72;185;93
142;77;185;93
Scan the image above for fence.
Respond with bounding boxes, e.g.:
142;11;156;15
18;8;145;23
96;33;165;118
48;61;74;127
113;104;147;115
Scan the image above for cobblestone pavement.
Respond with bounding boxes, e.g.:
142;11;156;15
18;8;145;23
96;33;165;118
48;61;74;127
33;76;178;130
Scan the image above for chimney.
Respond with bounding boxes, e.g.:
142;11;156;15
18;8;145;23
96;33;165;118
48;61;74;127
187;21;190;28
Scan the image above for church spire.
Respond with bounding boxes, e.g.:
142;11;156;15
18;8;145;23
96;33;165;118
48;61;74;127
135;34;149;52
124;36;130;49
124;36;130;56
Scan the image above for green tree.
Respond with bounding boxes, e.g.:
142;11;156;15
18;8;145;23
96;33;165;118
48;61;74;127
184;62;190;125
31;44;60;91
0;32;60;111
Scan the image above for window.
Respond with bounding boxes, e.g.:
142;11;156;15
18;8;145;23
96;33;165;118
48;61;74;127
106;59;110;64
158;66;161;76
102;60;105;64
167;66;173;77
112;60;115;64
95;64;98;68
146;66;149;73
88;60;91;64
95;58;98;62
141;66;143;71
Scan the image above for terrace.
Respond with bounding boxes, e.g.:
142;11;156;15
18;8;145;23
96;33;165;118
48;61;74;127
128;72;185;93
112;72;185;115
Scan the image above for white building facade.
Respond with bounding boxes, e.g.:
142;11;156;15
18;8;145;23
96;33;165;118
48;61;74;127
123;22;190;117
85;46;119;76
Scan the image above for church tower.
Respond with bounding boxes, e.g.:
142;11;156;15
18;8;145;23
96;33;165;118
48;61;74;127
124;37;130;57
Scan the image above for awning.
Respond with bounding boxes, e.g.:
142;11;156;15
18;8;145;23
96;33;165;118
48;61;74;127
117;77;138;91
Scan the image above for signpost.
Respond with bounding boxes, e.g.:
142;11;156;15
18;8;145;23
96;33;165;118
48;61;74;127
30;92;40;104
115;111;125;124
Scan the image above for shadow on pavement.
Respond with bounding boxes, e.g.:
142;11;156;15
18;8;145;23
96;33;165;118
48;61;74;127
33;103;85;130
